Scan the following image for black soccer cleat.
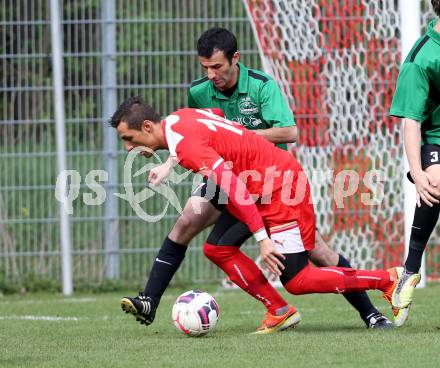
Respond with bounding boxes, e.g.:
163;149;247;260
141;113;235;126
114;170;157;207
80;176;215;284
366;312;393;329
121;293;156;326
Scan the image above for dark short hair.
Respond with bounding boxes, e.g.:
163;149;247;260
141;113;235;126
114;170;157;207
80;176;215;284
433;0;440;16
109;96;160;130
197;27;237;63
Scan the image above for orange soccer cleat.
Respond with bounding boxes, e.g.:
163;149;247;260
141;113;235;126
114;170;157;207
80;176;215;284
382;267;403;304
253;305;301;335
383;267;419;327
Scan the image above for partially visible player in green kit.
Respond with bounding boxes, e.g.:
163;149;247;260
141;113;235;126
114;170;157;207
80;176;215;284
121;27;391;329
389;0;440;326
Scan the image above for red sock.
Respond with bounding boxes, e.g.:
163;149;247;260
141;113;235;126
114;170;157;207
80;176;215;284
203;243;287;313
284;265;393;295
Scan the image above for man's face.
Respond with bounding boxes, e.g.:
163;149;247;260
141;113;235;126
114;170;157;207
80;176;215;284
199;49;239;91
116;121;156;158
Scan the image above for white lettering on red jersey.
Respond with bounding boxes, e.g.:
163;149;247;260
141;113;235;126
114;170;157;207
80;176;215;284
162;108;315;237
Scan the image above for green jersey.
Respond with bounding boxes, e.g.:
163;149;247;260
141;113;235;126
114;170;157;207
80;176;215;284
390;19;440;145
188;62;295;150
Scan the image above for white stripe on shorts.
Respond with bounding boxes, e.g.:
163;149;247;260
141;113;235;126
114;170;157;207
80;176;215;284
270;225;305;254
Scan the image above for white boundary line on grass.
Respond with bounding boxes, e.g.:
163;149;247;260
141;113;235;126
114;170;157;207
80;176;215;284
0;315;80;321
0;297;97;305
0;315;110;321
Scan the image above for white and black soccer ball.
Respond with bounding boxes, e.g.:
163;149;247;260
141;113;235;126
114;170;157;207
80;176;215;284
172;290;220;336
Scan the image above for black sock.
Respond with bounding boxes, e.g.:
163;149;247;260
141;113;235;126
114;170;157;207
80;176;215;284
337;254;378;323
143;237;188;309
405;202;440;273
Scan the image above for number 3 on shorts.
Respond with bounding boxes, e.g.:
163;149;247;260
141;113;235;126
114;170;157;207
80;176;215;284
431;151;439;163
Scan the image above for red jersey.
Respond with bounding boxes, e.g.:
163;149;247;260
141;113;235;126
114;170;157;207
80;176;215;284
162;108;315;244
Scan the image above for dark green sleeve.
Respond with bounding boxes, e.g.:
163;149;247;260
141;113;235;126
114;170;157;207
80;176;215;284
259;79;296;128
187;89;198;108
390;62;430;122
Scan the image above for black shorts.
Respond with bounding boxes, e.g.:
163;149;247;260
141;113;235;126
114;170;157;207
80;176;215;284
191;177;228;211
279;252;309;285
192;178;250;246
407;144;440;183
206;207;251;247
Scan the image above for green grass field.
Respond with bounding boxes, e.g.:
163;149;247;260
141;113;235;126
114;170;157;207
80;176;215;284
1;285;439;368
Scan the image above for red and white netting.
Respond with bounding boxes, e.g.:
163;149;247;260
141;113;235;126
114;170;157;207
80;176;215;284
243;0;440;276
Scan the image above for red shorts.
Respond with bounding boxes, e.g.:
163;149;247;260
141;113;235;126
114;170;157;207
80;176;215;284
259;178;316;252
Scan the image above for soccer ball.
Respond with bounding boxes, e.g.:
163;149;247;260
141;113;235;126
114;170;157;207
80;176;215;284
172;290;220;336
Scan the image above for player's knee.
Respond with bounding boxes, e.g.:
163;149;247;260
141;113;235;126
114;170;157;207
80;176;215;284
203;242;230;263
283;265;310;295
180;197;218;229
171;210;204;240
432;172;440;188
426;165;440;184
284;281;302;295
174;212;196;232
203;243;223;264
285;277;310;295
203;242;215;260
203;243;237;264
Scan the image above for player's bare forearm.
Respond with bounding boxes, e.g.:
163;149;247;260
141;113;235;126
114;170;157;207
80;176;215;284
253;126;297;144
403;118;423;174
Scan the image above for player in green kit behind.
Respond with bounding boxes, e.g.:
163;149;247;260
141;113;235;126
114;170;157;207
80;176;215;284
121;28;392;330
188;30;295;151
389;0;440;326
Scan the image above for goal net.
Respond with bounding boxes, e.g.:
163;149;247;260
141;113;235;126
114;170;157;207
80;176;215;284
242;0;440;275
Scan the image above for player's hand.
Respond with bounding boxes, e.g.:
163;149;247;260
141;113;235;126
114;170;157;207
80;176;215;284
258;238;285;277
148;161;173;186
411;169;440;207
